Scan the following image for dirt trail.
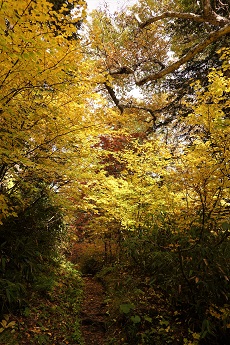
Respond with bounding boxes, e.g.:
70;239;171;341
80;275;107;345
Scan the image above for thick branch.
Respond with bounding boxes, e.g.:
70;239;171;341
203;0;213;17
109;66;133;75
139;12;207;28
104;83;124;112
136;23;230;86
139;4;229;29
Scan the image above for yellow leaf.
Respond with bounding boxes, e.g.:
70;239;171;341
1;320;7;328
7;321;16;328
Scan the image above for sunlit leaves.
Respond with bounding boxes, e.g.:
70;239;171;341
0;0;113;223
84;53;230;242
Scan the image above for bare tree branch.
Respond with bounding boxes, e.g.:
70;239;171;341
109;66;134;75
104;82;124;112
136;23;230;86
139;11;229;28
138;0;229;29
203;0;214;16
104;82;178;126
139;12;207;29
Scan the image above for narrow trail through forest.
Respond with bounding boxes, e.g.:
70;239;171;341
80;275;107;345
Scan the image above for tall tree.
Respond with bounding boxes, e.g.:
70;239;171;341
0;0;118;313
86;0;230;132
0;0;104;222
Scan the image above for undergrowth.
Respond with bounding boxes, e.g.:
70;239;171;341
94;232;230;345
0;260;84;345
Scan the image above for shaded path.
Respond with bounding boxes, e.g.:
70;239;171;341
80;276;107;345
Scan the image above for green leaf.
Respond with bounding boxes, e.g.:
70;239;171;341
221;222;230;231
130;315;141;324
160;319;169;326
6;289;11;303
119;303;134;314
144;316;152;323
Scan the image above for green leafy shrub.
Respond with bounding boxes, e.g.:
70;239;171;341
0;189;65;315
0;260;84;345
104;228;230;344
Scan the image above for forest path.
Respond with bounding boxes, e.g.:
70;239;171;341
80;275;107;345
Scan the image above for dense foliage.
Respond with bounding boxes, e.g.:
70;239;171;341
0;0;104;321
0;0;229;344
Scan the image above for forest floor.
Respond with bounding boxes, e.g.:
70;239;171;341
70;241;109;345
80;275;107;345
1;240;228;345
0;261;84;345
0;242;110;345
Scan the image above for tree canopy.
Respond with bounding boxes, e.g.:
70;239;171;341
0;0;229;344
